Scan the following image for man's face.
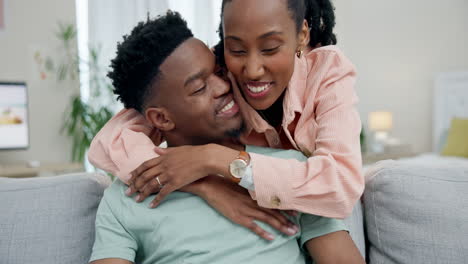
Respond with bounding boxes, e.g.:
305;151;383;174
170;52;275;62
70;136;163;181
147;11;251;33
150;38;243;145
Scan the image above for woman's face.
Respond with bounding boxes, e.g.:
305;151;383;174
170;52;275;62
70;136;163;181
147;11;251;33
223;0;308;110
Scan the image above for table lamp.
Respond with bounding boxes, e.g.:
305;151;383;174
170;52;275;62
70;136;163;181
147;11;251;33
368;111;393;153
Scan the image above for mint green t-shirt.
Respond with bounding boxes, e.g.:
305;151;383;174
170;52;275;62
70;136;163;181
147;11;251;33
90;146;347;264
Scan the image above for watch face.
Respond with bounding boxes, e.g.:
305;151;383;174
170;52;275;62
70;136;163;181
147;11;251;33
230;159;248;178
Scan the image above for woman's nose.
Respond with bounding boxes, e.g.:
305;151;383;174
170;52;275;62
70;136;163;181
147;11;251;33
244;54;264;80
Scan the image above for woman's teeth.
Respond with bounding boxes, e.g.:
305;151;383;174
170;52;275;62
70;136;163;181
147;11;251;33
247;84;269;93
220;100;235;113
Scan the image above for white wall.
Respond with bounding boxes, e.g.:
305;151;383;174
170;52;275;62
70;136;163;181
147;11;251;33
0;0;78;163
334;0;468;152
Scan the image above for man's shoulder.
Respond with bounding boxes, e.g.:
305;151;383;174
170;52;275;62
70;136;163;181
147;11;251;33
107;179;127;195
246;146;307;162
99;179;127;208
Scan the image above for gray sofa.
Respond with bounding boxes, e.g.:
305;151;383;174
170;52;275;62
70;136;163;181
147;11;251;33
1;160;467;264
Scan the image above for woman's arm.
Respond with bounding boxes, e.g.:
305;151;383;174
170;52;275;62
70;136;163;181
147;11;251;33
88;108;161;184
88;112;297;240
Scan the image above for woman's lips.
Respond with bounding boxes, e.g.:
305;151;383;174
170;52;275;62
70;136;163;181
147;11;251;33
244;82;273;99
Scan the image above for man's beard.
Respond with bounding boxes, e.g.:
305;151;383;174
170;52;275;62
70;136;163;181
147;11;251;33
224;121;246;139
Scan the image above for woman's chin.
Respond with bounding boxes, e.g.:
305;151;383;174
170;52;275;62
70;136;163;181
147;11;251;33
246;98;274;111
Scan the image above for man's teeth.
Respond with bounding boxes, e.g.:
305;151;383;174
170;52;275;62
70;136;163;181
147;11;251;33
220;100;235;113
247;84;269;93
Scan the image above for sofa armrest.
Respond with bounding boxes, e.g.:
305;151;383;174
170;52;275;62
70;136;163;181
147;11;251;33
364;160;468;263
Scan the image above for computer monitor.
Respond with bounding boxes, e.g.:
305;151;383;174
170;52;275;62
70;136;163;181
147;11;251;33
0;82;29;150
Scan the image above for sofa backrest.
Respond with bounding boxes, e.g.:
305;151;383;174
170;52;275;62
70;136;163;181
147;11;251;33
0;173;111;264
0;171;368;263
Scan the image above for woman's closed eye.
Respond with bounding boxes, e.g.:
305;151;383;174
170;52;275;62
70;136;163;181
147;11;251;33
262;46;280;54
229;49;246;55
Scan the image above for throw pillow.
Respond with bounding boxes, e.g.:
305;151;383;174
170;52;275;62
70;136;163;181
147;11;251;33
441;118;468;158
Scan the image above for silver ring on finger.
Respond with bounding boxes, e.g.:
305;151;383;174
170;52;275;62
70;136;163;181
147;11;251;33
156;176;164;188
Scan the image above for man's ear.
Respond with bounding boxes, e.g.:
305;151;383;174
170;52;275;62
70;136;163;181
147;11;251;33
297;19;310;50
145;107;175;131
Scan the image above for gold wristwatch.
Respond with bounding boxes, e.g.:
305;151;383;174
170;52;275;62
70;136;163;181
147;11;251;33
229;151;250;183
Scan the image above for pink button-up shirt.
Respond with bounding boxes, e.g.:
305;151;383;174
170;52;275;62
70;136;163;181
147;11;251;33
88;45;363;219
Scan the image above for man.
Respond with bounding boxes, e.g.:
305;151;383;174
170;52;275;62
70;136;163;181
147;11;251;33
89;11;363;264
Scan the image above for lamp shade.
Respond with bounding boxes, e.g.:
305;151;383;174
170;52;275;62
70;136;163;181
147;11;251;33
368;111;393;132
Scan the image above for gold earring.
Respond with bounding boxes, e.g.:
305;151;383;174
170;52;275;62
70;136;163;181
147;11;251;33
296;49;303;58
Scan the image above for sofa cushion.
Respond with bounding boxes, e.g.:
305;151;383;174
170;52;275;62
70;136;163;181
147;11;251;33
364;160;468;263
0;173;111;264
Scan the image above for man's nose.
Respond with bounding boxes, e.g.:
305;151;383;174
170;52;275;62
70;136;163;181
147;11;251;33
244;53;265;80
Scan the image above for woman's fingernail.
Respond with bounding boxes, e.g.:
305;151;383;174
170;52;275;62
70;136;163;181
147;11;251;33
266;234;275;241
286;227;297;235
125;188;131;195
135;194;140;202
149;202;155;208
293;225;300;232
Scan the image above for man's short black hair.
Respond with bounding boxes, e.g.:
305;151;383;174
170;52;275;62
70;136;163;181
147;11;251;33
108;11;193;112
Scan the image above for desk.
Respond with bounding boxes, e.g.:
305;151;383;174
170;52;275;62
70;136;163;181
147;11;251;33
0;163;84;178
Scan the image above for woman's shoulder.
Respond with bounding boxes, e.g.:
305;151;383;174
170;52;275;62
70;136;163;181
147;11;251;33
301;45;356;83
304;45;354;71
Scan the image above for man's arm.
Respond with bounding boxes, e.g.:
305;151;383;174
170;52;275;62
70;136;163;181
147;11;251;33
90;259;133;264
304;230;364;264
89;185;138;263
298;213;365;263
87;108;160;184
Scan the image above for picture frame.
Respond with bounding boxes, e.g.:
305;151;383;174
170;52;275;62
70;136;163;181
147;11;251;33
0;0;4;31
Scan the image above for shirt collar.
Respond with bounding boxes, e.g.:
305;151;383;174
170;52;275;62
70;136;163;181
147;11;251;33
283;54;308;118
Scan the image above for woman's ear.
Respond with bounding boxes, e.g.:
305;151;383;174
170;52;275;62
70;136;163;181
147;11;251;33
145;107;175;132
297;19;310;50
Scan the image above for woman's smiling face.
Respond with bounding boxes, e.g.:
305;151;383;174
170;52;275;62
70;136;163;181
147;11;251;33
222;0;308;110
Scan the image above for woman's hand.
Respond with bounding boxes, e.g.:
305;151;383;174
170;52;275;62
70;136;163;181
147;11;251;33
126;144;238;206
191;176;299;241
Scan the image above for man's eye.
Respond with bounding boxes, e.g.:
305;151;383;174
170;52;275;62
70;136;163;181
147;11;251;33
193;85;206;94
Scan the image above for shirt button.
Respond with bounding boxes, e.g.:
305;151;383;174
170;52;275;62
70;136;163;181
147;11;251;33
272;137;280;146
271;196;281;207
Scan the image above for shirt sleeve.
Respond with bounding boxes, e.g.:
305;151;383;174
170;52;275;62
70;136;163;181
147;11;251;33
249;49;364;218
87;108;162;184
299;214;348;251
238;164;255;190
89;191;137;263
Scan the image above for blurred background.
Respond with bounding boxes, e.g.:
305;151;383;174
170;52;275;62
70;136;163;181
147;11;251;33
0;0;467;172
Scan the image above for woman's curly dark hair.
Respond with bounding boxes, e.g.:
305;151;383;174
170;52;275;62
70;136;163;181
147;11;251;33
108;11;193;112
214;0;337;67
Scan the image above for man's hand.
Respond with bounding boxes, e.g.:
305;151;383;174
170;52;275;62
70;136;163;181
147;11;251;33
193;176;299;241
